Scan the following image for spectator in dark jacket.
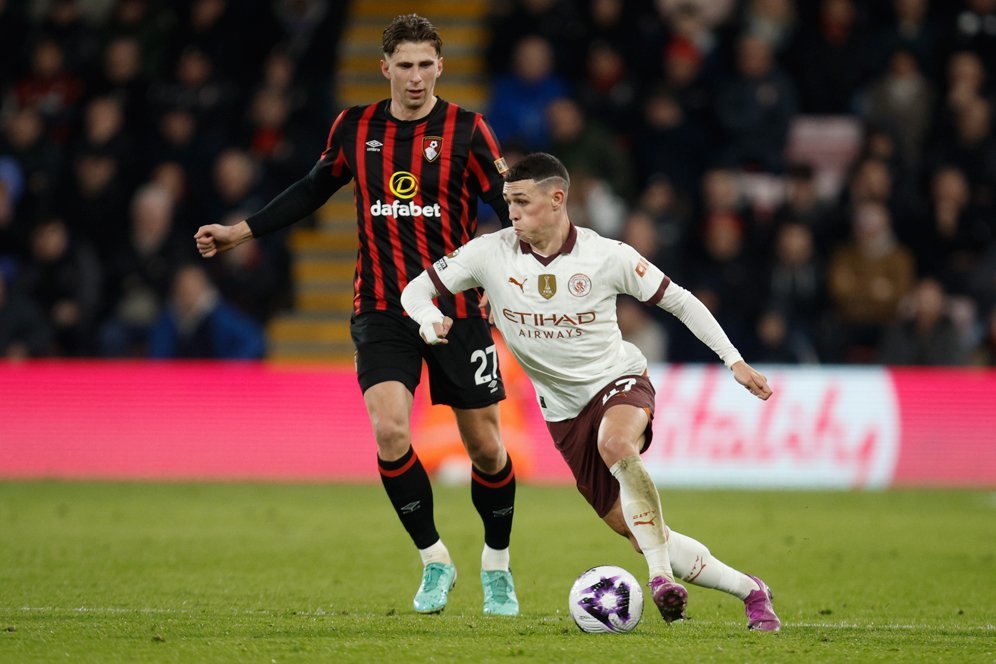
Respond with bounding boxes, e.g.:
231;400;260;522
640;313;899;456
150;264;264;359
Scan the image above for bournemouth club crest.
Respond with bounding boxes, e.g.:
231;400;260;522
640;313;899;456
423;136;442;162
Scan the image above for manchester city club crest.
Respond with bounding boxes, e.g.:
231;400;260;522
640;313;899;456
423;136;442;162
538;274;556;299
569;273;592;297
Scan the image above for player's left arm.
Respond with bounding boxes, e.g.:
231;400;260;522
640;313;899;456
468;114;512;228
612;242;772;401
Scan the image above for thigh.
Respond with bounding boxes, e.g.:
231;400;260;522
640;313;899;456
599;375;656;454
350;311;423;394
546;374;657;518
597;405;651;468
423;317;506;408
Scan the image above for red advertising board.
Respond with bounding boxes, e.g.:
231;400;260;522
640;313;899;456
1;361;993;487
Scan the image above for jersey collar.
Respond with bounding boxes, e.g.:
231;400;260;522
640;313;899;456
381;96;447;125
519;223;578;266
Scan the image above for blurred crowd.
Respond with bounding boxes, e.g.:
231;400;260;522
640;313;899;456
1;0;995;366
482;0;996;366
0;0;349;359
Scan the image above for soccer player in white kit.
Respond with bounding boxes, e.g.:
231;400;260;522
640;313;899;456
401;153;781;630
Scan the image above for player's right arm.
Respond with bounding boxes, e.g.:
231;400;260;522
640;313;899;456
194;163;343;256
196;110;353;256
401;238;489;344
401;274;451;344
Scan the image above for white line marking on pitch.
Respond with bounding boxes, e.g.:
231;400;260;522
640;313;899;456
6;608;994;631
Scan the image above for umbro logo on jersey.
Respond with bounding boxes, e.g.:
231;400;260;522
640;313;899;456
508;276;527;292
365;139;383;151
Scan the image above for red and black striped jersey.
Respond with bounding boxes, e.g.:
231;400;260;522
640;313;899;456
318;98;509;318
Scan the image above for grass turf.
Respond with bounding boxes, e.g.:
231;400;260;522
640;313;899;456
0;482;993;662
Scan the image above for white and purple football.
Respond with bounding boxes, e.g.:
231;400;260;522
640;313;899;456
568;565;644;634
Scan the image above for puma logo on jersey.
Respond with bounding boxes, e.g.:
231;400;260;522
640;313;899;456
508;277;527;292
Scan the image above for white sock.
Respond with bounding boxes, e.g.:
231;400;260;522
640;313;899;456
666;529;759;600
481;545;510;571
609;455;673;581
418;539;452;566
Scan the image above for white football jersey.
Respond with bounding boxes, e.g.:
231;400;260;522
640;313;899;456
428;225;671;420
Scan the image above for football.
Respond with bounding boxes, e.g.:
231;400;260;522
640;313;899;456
568;565;644;634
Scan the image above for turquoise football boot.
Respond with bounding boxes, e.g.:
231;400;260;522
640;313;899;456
413;562;457;614
481;569;520;616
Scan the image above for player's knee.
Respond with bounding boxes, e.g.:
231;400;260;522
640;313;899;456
597;434;640;467
371;418;411;458
465;438;505;472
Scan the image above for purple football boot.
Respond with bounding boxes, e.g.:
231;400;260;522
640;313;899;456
649;576;689;623
744;575;781;632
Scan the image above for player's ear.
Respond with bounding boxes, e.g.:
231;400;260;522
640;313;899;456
551;189;565;210
380;59;390;79
437;55;444;76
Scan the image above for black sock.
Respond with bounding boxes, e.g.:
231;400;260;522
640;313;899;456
378;447;439;549
471;455;515;549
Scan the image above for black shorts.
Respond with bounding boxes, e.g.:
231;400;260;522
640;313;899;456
351;311;506;409
546;374;656;518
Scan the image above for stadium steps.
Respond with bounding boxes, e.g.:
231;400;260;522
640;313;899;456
267;188;358;362
267;1;491;362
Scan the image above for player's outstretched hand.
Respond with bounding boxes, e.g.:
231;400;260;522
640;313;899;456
419;316;453;345
194;221;251;258
731;361;773;401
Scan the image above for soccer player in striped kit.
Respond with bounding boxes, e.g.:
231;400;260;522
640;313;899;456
402;153;781;631
195;14;518;616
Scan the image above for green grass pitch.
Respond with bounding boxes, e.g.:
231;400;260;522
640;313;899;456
0;482;993;662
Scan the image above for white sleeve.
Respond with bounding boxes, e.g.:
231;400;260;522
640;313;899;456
401;237;489;345
400;272;447;344
427;236;487;295
401;271;440;322
656;281;744;368
611;241;672;302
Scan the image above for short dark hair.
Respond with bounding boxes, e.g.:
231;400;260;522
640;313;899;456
505;152;570;189
382;14;442;56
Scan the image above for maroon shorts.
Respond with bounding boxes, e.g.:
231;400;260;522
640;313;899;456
546;374;656;518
